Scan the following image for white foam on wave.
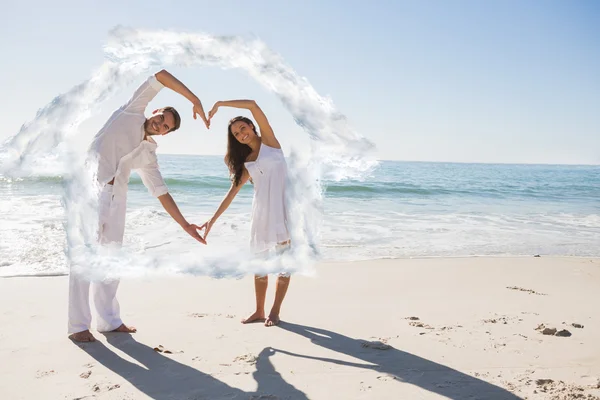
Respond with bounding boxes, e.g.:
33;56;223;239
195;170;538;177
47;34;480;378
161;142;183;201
0;27;377;280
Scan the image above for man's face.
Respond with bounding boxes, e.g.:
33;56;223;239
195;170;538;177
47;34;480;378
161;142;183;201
145;111;176;136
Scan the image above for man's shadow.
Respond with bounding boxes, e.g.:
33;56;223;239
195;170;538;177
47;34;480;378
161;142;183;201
78;334;307;400
275;322;523;400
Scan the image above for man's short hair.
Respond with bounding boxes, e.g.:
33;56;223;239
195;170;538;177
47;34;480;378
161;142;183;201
159;107;181;133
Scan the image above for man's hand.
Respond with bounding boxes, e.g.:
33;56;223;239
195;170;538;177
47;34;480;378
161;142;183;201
199;218;215;242
182;223;207;245
157;193;206;244
193;102;210;129
154;70;210;129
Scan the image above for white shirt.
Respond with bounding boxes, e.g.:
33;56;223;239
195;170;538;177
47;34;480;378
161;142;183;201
89;75;168;200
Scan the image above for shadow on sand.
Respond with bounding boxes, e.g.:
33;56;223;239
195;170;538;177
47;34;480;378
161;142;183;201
79;333;307;400
77;322;523;399
274;322;522;400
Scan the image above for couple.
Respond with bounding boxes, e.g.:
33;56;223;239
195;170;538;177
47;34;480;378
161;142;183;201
68;70;291;342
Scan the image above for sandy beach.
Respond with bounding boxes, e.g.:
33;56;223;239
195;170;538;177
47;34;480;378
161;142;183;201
1;256;599;399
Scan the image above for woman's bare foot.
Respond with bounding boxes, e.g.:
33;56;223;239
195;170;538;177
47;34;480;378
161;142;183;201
112;324;137;333
241;311;266;324
265;314;280;327
69;330;96;342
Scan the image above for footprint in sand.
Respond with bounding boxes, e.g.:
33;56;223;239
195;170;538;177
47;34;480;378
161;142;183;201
404;316;438;330
532;379;600;399
36;370;56;378
79;370;92;379
439;326;460;331
233;354;258;365
483;317;509;324
360;340;391;350
514;333;529;340
190;313;236;319
377;375;397;382
555;329;572;337
506;286;547;296
409;321;434;329
153;344;184;354
483;314;524;324
91;383;120;393
535;324;573;337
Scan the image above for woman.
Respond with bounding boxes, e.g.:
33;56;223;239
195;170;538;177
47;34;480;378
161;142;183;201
201;99;291;327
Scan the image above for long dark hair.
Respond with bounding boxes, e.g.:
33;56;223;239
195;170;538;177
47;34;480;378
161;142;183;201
226;116;258;186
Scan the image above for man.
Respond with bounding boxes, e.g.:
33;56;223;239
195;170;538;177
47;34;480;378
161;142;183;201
68;70;208;342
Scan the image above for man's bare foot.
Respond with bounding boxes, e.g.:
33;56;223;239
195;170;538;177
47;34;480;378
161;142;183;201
69;330;96;342
241;311;266;324
112;324;137;333
265;314;280;327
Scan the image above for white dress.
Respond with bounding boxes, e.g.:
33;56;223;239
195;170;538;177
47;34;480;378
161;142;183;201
244;142;290;253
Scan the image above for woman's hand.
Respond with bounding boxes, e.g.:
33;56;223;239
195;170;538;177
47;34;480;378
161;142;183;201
199;218;216;242
208;101;221;122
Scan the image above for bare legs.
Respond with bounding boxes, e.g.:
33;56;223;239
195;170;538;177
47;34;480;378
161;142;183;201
266;274;290;326
241;276;268;324
242;274;291;327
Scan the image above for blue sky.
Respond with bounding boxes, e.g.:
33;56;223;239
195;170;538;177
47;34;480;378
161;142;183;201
2;0;599;164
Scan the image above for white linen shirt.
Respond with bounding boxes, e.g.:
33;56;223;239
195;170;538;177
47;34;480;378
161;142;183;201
89;75;169;200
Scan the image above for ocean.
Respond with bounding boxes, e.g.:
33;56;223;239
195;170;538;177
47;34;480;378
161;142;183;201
1;155;598;277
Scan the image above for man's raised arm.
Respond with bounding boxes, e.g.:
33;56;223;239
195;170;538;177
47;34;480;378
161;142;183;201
155;70;209;128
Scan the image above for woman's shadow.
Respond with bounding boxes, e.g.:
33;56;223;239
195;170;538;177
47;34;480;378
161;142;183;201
79;333;307;400
274;322;523;400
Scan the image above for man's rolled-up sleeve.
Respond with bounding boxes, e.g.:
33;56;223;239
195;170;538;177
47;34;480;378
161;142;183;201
122;75;164;114
136;163;169;198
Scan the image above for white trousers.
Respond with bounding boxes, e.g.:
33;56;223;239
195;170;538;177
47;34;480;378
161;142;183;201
67;185;127;334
